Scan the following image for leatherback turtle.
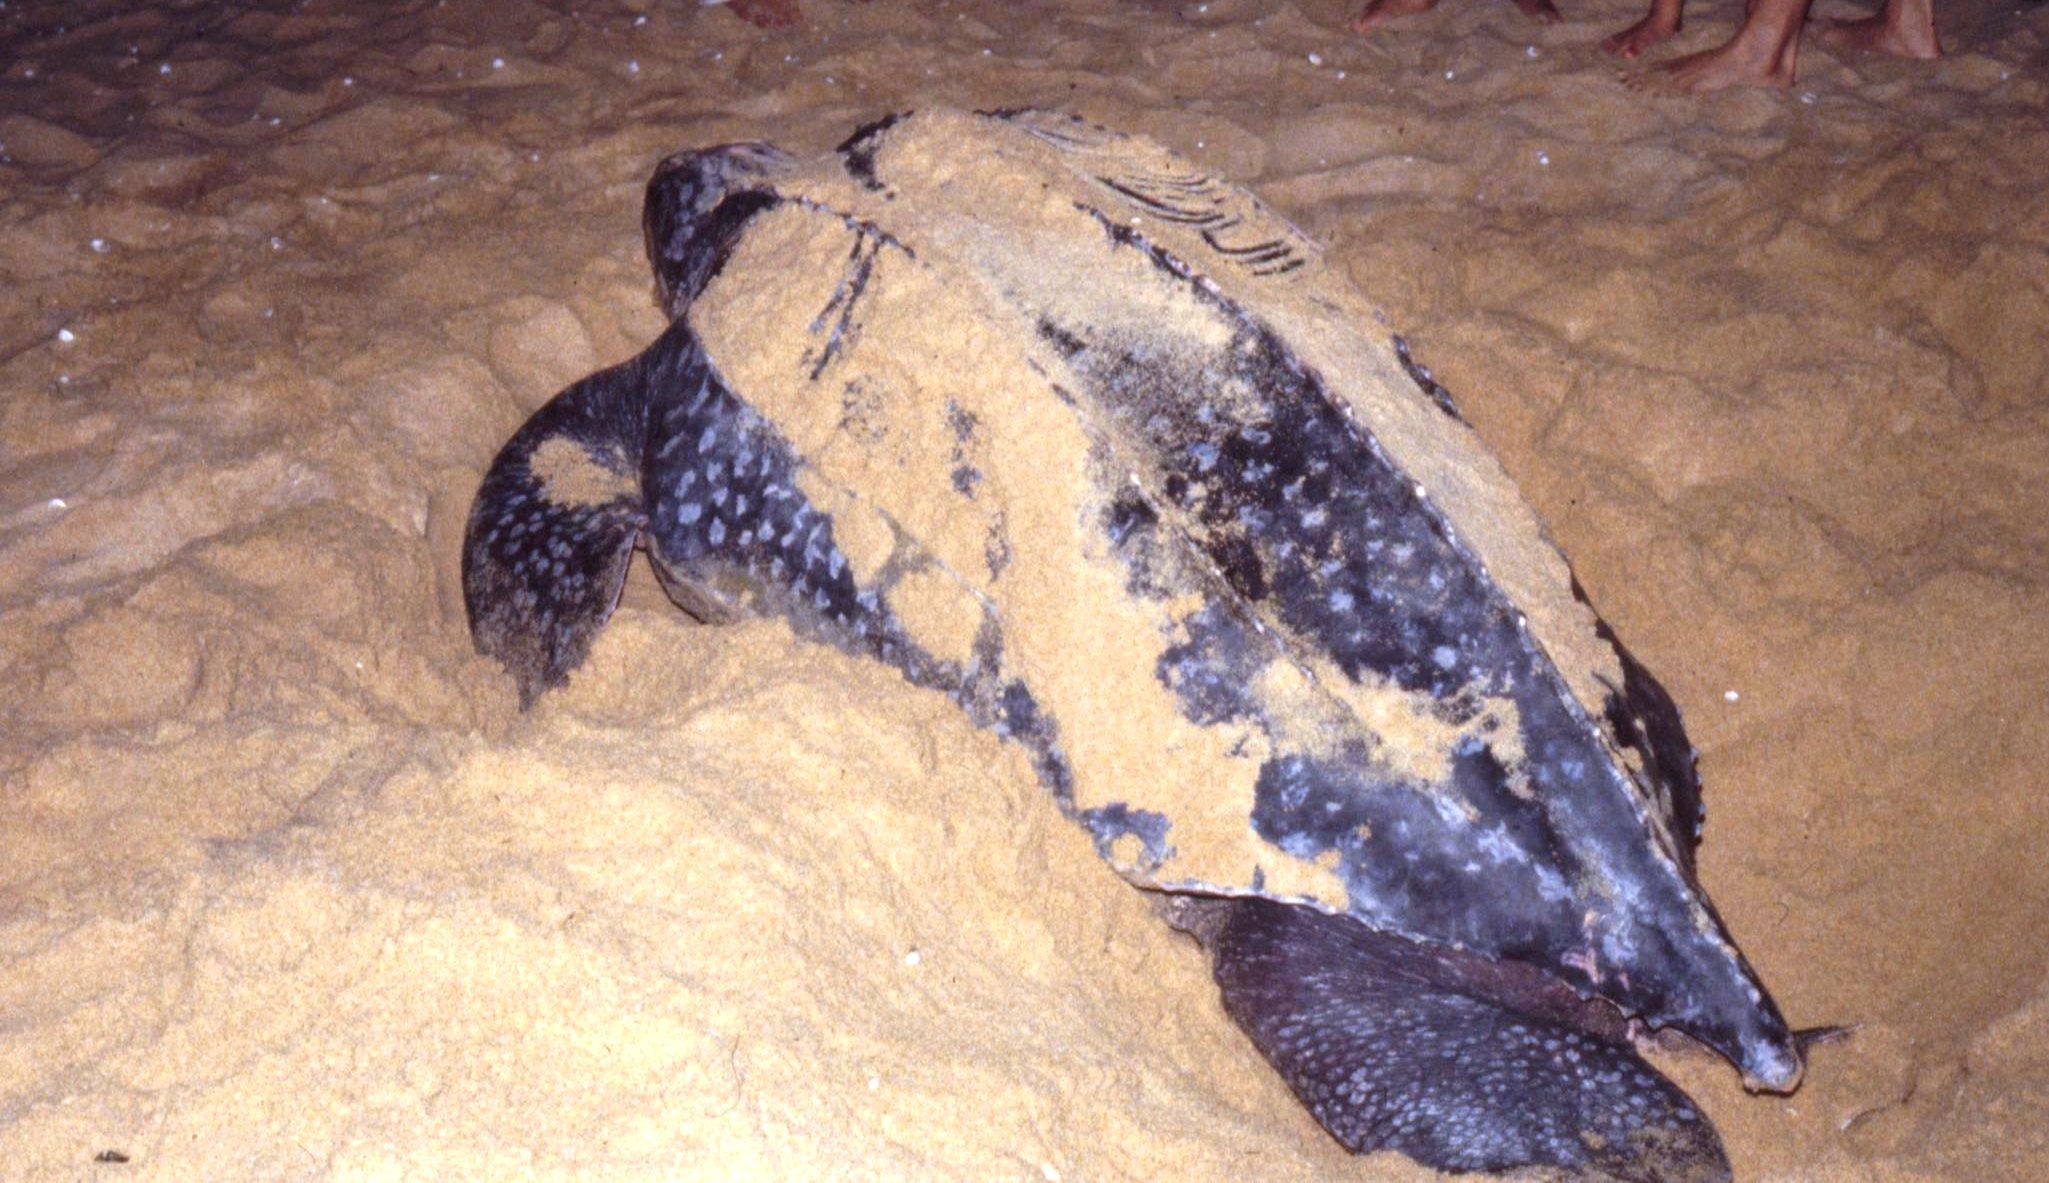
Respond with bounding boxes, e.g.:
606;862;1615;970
463;109;1805;1180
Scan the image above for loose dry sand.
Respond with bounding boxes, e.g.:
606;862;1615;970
3;1;2046;1180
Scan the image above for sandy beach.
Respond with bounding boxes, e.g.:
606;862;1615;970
4;0;2047;1179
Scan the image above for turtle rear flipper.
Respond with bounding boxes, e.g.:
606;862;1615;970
463;353;653;708
1205;898;1731;1182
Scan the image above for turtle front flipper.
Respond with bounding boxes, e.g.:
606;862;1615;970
465;316;913;708
1200;898;1731;1182
463;349;654;708
644;141;795;318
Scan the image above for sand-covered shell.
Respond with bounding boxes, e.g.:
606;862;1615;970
463;108;1803;1180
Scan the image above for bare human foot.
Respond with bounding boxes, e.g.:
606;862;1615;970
1628;37;1797;92
1602;0;1683;58
1816;0;1940;59
727;0;800;28
1626;0;1807;93
1511;0;1564;24
1352;0;1440;34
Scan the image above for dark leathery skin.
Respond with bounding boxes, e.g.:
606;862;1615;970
461;110;1812;1182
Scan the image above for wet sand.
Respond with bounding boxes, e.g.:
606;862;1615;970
4;0;2047;1179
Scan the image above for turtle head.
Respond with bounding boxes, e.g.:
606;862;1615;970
643;142;795;319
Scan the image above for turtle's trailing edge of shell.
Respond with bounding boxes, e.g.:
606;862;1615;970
462;110;1810;1182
